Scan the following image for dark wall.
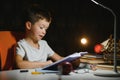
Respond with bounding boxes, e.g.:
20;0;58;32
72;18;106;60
0;0;120;56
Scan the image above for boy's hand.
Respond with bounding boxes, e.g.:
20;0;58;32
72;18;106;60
47;60;53;65
71;58;80;69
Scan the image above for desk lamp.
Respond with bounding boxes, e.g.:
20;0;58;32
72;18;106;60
91;0;120;77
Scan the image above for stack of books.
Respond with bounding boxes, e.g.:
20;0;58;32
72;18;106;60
80;54;105;64
80;53;120;70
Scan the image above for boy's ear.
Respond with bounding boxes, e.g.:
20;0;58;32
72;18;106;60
25;21;32;30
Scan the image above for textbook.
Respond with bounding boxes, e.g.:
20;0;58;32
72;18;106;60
41;52;88;71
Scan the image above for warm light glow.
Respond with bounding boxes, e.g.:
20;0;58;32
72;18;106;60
81;38;87;45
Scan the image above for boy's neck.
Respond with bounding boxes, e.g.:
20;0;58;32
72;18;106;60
24;37;40;49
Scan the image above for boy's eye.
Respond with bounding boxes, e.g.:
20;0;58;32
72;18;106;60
40;26;48;31
40;26;43;29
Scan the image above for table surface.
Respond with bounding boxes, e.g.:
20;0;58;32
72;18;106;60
0;69;120;80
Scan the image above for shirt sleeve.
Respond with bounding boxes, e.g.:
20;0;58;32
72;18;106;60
16;42;25;57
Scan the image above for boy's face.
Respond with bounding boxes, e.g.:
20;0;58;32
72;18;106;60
28;19;50;41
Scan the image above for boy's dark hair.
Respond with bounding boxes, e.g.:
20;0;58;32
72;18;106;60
24;4;52;24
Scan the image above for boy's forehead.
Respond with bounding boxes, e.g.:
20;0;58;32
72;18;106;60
36;19;50;26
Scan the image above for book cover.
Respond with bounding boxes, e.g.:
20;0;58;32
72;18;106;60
41;52;88;71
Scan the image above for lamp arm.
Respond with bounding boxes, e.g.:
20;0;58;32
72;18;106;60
91;0;117;73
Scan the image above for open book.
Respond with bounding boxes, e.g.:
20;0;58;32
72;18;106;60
40;52;88;71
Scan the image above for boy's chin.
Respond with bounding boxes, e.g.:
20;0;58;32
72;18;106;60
37;37;42;40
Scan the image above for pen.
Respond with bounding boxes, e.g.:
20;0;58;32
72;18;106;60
31;71;43;74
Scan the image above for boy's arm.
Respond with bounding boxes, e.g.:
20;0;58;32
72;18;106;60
50;53;64;61
15;54;53;69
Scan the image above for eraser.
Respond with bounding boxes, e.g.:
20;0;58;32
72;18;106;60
20;70;28;72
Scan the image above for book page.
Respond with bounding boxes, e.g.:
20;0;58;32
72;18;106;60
40;52;88;70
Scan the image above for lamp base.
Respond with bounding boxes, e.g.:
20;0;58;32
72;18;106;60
94;70;120;77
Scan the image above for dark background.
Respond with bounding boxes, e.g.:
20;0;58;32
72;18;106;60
0;0;120;56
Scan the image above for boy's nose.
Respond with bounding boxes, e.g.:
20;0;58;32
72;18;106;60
42;30;46;34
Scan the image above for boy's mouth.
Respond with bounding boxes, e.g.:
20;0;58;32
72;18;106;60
39;35;44;38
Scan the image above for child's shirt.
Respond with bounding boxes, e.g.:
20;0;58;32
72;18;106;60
16;39;55;62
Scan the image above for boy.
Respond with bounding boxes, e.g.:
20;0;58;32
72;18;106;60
15;5;63;69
